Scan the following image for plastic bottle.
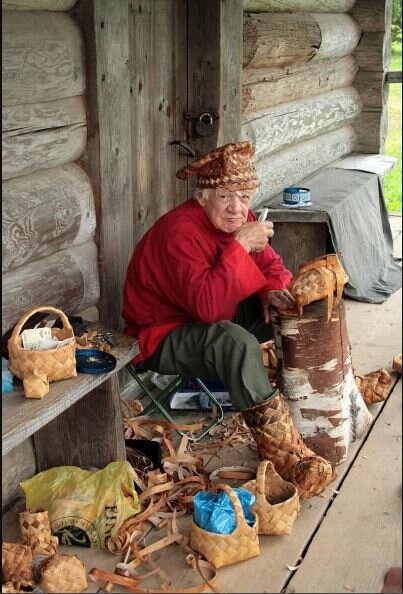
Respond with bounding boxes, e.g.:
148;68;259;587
2;357;14;393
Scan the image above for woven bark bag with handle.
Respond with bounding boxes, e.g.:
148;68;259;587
39;553;87;593
8;306;77;383
242;460;300;535
190;483;260;569
289;253;349;322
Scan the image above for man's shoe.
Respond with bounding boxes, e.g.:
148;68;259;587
242;392;336;498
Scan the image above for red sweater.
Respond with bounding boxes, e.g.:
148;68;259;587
123;199;292;362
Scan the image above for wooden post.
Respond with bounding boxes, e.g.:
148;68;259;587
352;0;392;154
188;0;243;156
33;375;126;470
272;301;372;466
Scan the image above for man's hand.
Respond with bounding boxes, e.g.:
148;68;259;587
263;289;296;323
234;221;274;254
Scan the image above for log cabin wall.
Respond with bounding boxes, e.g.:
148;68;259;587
241;0;393;209
2;0;100;509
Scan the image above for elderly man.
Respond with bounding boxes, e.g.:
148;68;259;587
123;141;335;498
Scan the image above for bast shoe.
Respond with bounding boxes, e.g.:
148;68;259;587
242;392;336;499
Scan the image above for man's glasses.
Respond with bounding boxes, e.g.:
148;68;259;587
214;190;254;206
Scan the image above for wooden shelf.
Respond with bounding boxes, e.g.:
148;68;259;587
2;326;138;457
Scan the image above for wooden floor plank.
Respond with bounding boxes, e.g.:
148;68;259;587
285;380;402;594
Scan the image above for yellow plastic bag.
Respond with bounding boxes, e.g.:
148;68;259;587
20;461;140;548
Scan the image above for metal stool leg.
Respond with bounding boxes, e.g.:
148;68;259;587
125;366;224;443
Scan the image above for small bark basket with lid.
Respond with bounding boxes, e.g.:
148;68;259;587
190;483;260;569
8;305;77;383
243;460;300;535
39;553;87;593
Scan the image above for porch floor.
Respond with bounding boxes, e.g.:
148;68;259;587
3;215;402;594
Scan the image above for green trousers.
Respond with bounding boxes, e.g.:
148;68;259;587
137;295;276;410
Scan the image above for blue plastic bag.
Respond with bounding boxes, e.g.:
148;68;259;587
193;488;256;534
2;358;14;394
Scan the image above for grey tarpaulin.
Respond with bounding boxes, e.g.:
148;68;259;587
264;168;402;304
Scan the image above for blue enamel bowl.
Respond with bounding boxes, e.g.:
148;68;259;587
76;349;117;374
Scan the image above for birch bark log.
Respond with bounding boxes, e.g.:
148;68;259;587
271;301;372;466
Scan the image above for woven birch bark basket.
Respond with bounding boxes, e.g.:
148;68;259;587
8;305;77;382
1;542;35;590
190;483;260;569
19;507;58;556
39;553;87;593
271;300;372;466
243;460;300;535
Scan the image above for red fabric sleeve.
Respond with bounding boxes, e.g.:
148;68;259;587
254;244;293;295
162;233;268;324
247;209;293;293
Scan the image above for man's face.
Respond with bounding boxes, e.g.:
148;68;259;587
195;188;256;233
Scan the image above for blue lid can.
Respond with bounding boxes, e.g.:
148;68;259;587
283;187;311;205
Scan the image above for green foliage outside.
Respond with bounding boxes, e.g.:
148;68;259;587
383;38;402;213
391;0;402;42
383;0;402;212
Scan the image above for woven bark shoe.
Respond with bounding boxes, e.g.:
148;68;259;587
242;393;336;498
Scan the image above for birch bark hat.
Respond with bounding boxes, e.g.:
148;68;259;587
176;141;260;191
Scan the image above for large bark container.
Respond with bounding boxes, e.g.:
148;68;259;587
271;300;372;466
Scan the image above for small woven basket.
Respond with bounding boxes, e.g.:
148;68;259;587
2;542;35;590
39;554;87;593
243;460;300;535
190;483;260;569
8;306;77;383
19;507;58;556
289;254;348;321
393;354;402;375
356;368;393;405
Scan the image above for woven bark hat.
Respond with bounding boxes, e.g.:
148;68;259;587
176;141;260;191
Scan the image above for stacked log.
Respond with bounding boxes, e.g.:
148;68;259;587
2;10;99;337
242;55;358;114
2;0;77;9
242;5;362;197
253;126;356;207
243;13;360;69
351;0;392;153
244;0;355;11
2;164;96;271
242;87;362;162
2;242;100;336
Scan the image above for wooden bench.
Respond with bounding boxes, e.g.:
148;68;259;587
2;324;138;471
